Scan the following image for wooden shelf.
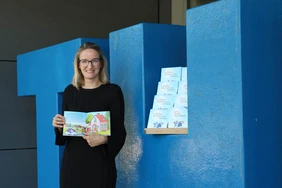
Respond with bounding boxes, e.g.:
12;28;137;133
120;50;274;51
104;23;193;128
144;128;188;135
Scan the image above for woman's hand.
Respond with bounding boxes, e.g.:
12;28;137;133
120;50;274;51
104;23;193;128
52;114;65;130
83;132;108;147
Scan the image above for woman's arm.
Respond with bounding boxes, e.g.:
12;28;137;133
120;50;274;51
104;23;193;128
54;87;69;146
103;85;126;159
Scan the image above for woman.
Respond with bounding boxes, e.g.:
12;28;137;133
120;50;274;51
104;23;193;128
52;42;126;188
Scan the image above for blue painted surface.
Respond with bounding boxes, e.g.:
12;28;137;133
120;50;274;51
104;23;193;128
17;38;109;188
110;23;187;188
186;0;244;187
241;0;282;187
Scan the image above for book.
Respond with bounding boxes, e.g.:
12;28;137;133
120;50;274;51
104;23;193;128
177;81;187;94
160;67;182;82
156;81;179;95
152;95;175;110
167;107;188;128
147;109;168;128
63;111;111;136
174;94;188;109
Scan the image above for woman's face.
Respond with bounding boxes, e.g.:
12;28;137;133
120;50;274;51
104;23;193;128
78;49;102;81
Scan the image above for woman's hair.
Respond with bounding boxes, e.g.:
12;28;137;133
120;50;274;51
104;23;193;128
72;42;109;89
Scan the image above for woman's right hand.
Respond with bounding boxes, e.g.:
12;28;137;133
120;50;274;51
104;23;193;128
52;114;65;129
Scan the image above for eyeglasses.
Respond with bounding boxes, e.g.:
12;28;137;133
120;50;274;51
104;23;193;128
79;58;101;67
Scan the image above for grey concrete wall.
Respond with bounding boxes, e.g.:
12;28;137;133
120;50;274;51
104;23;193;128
0;61;37;188
0;0;161;61
0;149;37;188
0;62;36;149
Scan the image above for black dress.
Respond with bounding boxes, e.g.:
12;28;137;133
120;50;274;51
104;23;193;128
55;83;126;188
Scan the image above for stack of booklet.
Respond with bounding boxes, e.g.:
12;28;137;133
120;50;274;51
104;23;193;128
147;67;188;129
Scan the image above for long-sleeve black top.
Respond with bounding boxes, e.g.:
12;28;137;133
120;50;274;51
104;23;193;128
55;83;126;188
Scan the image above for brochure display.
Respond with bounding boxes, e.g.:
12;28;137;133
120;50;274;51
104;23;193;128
145;67;188;134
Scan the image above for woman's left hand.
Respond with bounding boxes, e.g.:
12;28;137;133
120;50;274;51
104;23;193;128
83;132;108;147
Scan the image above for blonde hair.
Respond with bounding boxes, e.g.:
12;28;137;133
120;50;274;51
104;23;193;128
72;42;109;89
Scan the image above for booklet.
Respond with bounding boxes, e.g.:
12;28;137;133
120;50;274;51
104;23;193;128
147;109;168;128
174;94;188;109
152;95;175;110
156;81;179;95
167;107;188;128
63;111;111;136
177;81;187;94
160;67;182;82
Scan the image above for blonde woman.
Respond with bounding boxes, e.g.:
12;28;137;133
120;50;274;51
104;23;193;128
52;42;126;188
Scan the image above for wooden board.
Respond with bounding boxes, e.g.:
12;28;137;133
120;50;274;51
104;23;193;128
144;128;188;135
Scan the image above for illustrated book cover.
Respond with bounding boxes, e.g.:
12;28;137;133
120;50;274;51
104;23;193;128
167;107;188;128
147;109;168;128
63;111;111;136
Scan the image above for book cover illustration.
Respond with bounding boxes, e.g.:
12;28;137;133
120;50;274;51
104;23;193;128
63;111;111;136
147;109;168;128
167;107;188;128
